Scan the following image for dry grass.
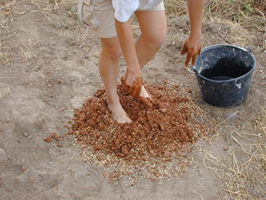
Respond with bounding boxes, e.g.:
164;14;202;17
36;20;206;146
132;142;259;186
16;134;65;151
164;0;188;16
0;42;9;65
165;0;266;54
0;86;12;100
0;0;82;65
163;2;266;198
202;109;266;199
0;1;13;65
1;0;265;198
165;0;265;20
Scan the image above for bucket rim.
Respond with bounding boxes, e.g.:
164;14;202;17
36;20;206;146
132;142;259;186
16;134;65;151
194;44;257;83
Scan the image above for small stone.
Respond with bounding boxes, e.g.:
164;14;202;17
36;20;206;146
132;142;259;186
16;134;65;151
164;151;171;158
104;162;110;167
51;133;60;141
1;19;8;27
44;137;51;143
170;144;176;150
223;147;228;151
97;155;103;161
142;155;149;161
160;108;166;113
173;83;179;88
151;177;157;182
51;133;57;139
103;171;109;177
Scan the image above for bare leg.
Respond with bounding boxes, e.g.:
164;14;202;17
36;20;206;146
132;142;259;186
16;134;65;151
135;10;167;69
99;37;131;123
122;10;167;102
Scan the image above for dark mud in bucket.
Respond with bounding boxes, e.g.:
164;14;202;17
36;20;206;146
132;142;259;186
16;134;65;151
194;44;256;108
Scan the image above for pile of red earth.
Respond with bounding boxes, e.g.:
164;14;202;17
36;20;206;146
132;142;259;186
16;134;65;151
66;84;212;183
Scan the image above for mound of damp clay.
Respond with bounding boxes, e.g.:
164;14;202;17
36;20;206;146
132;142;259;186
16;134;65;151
66;83;213;183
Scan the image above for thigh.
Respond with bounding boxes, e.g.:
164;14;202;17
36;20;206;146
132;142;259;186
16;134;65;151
135;10;167;41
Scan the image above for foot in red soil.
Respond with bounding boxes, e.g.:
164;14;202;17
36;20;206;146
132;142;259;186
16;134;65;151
108;101;132;123
138;86;155;107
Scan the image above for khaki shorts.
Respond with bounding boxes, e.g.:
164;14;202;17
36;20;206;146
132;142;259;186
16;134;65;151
78;0;165;38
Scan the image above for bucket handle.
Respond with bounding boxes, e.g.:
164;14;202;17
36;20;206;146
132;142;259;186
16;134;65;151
245;46;252;54
186;65;197;74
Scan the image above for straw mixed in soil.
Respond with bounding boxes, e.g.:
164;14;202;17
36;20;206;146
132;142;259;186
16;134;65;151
66;83;214;182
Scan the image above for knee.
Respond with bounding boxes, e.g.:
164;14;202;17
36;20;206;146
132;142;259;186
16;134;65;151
143;31;167;51
106;45;122;61
101;39;122;61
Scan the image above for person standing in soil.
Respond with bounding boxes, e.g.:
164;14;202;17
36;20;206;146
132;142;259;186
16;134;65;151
78;0;204;123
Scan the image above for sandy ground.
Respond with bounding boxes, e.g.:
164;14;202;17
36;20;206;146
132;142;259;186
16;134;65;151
0;0;265;199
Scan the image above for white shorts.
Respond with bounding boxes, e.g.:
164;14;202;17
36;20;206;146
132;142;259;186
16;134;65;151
78;0;165;38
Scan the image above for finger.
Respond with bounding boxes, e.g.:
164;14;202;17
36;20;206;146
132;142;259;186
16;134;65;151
135;86;141;97
198;47;201;55
134;84;142;97
185;53;192;67
192;55;197;66
134;78;142;96
137;86;141;96
131;87;138;97
198;42;201;54
123;84;129;94
181;43;187;55
122;83;126;90
126;86;133;95
121;76;125;84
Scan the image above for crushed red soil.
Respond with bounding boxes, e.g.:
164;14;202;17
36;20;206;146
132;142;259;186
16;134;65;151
67;84;214;182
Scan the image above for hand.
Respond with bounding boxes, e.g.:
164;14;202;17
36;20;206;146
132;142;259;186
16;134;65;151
121;69;142;97
181;38;201;67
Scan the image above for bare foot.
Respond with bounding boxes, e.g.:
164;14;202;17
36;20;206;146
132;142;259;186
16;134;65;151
108;102;132;123
138;86;155;107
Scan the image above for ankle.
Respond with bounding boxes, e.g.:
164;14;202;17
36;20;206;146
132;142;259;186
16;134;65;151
106;95;119;106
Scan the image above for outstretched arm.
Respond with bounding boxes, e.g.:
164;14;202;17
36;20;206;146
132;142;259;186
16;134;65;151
115;19;142;96
181;0;204;66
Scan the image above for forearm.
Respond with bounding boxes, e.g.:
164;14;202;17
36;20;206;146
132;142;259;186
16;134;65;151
187;0;204;40
115;19;140;72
